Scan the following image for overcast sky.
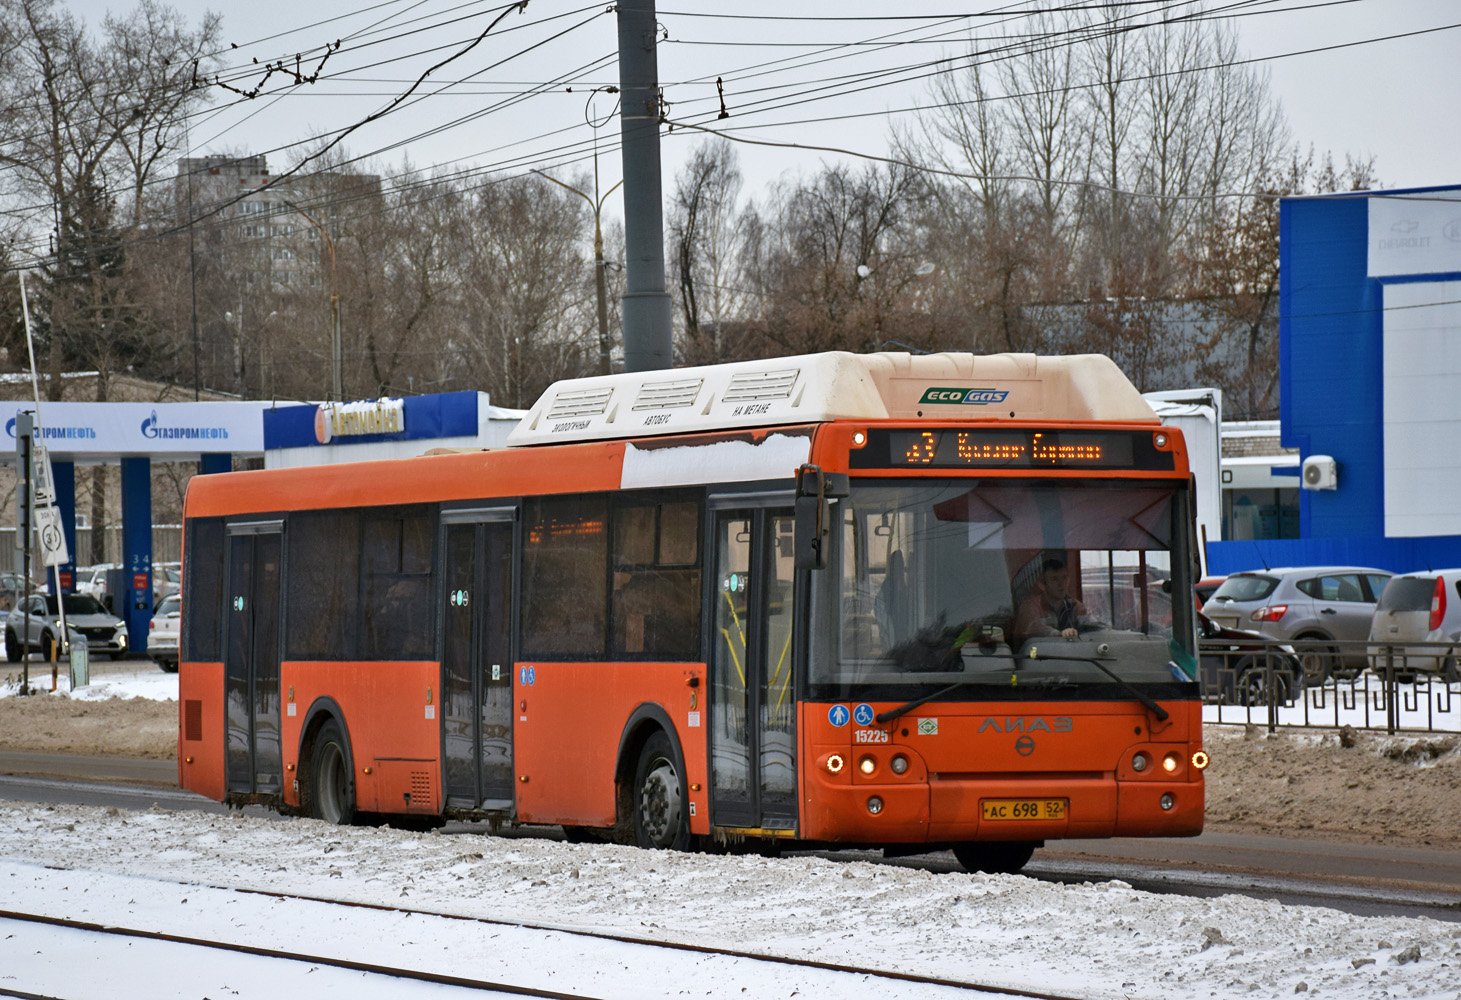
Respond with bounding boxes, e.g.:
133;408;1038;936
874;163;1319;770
65;0;1461;204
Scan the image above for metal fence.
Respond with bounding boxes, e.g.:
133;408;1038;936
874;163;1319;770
0;525;182;573
1198;637;1460;735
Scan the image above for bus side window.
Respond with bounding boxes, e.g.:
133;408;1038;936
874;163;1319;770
522;495;609;660
287;510;360;661
611;497;701;660
184;517;226;661
361;509;435;660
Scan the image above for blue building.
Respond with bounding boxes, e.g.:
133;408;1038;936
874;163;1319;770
1207;184;1461;575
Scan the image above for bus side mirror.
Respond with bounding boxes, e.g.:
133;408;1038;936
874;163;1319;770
794;465;848;571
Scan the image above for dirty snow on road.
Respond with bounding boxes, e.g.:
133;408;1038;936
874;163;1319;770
1;800;1458;999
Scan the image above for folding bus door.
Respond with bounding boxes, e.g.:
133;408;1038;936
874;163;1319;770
224;521;284;798
708;498;799;831
440;508;516;813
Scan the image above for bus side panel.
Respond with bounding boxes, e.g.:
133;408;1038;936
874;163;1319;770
178;661;225;801
514;662;708;832
1116;700;1205;837
281;661;441;814
799;701;929;844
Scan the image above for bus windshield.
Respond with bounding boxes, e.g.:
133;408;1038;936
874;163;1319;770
809;480;1193;699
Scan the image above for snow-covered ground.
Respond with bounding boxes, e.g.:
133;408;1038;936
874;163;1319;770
0;659;176;701
3;664;1460;997
1;800;1459;1000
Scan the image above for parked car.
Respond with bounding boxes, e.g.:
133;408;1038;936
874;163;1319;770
148;594;180;673
5;591;128;661
0;571;28;612
1197;610;1304;704
1366;570;1461;682
1195;575;1226;609
1202;566;1392;682
75;564;119;605
153;562;182;603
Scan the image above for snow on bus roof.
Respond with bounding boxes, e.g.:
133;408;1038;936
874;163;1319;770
506;351;1158;447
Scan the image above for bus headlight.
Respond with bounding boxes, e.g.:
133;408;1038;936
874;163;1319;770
1162;753;1179;773
890;754;909;775
1131;752;1149;772
858;756;876;776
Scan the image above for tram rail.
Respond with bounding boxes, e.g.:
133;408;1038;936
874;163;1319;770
0;880;1084;1000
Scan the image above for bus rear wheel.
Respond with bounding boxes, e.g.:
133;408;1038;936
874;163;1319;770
952;841;1037;875
632;731;689;851
311;720;356;825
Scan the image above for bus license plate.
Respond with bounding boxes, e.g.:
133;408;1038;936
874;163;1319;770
981;799;1067;821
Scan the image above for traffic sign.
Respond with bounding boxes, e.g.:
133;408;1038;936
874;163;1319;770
30;441;56;506
33;504;68;566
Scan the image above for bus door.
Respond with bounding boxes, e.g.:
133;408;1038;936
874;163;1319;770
224;521;283;797
440;508;516;812
707;499;799;831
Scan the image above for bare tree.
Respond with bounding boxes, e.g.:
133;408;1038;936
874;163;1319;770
1077;2;1140;292
741;162;930;358
0;0;218;404
101;0;221;228
1189;150;1377;418
995;9;1082;237
1133;15;1207;275
457;173;595;407
670;137;753;364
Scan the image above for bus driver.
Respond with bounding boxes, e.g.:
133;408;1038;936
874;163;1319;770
1014;558;1100;640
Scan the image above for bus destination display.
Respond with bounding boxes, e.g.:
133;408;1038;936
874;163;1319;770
850;428;1176;471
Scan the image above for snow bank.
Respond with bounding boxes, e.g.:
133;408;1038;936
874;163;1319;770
2;801;1458;999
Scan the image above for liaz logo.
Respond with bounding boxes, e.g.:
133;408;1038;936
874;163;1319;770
919;387;1009;406
977;716;1073;733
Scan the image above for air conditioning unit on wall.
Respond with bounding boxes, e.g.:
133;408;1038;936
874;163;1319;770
1301;455;1338;491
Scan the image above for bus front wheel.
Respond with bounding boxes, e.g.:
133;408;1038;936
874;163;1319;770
952;841;1037;875
311;720;356;825
632;731;689;851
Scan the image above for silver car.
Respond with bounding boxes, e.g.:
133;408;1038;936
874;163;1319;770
4;592;128;661
1366;570;1461;682
1203;566;1392;681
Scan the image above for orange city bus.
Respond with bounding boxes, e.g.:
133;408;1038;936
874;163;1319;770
178;351;1207;873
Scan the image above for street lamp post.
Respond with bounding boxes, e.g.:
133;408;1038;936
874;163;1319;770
283;199;342;401
532;169;623;377
224;300;245;396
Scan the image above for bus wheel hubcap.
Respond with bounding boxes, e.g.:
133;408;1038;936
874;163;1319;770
640;761;680;845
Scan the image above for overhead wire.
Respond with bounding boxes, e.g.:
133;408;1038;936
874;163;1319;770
661;13;1461;166
0;1;607;183
0;4;616;261
0;0;1437;272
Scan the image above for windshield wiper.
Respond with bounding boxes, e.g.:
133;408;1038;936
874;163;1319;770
874;670;1078;725
1015;649;1170;722
873;652;1173;726
876;678;980;725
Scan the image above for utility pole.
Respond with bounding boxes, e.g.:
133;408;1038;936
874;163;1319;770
15;411;32;697
616;0;673;372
